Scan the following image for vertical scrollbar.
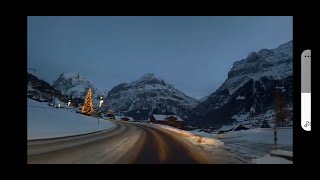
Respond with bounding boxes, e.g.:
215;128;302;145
301;50;311;131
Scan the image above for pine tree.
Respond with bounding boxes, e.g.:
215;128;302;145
82;88;94;115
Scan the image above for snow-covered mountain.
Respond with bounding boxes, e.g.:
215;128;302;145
218;41;292;95
27;72;77;107
53;73;107;102
188;41;293;127
27;72;57;101
104;73;199;120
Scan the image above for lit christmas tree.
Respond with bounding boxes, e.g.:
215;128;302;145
81;88;94;115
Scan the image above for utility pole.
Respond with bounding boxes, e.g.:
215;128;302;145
97;97;104;125
274;124;278;150
273;90;287;150
52;81;56;107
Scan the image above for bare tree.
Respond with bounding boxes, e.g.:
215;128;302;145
273;90;288;127
272;90;288;149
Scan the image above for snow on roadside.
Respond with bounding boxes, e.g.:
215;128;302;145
252;154;292;164
215;127;292;162
154;124;223;147
28;98;116;140
190;130;218;138
271;149;293;157
182;125;293;163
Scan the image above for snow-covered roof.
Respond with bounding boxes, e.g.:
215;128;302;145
127;117;134;121
167;115;184;121
114;115;134;121
152;114;184;121
236;124;251;129
114;116;124;120
152;114;168;121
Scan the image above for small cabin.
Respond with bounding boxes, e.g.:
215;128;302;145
114;115;134;121
234;124;250;131
218;125;235;134
149;114;184;128
261;120;271;128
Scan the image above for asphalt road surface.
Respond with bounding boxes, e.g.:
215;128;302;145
28;121;244;164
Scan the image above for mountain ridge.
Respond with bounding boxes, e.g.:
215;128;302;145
104;73;199;120
187;40;293;127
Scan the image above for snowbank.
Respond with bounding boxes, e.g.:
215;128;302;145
28;98;116;140
157;125;223;147
252;154;292;164
271;149;293;157
190;130;217;138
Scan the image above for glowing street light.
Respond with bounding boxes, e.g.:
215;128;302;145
99;97;104;108
97;97;105;126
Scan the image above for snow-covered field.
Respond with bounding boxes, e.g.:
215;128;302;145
218;128;292;147
28;98;116;140
251;149;293;164
189;127;292;163
252;154;292;164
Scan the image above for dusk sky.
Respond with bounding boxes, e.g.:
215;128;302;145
28;16;292;99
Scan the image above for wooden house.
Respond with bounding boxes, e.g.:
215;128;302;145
149;114;184;128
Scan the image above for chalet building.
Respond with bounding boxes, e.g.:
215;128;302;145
114;115;134;121
149;114;184;128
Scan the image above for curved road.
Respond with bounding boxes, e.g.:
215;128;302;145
28;121;243;164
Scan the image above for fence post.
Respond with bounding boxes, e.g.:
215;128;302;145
274;125;278;150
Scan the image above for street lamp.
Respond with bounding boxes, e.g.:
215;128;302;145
97;97;104;125
99;97;104;108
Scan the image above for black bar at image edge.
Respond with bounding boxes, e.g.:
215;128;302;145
293;15;313;164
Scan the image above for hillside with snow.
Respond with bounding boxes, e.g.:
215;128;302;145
104;73;199;120
28;98;116;140
188;41;293;127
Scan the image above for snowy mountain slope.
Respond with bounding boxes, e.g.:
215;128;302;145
199;95;210;103
27;72;85;109
27;72;57;101
218;41;292;95
53;73;108;102
104;73;199;120
188;41;293;127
